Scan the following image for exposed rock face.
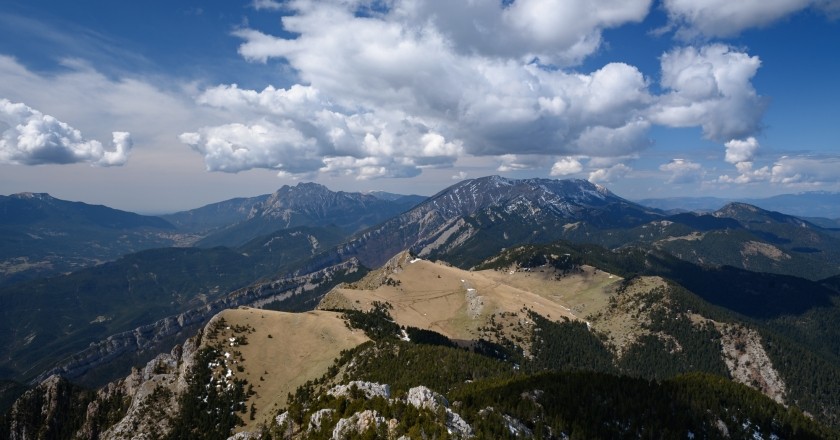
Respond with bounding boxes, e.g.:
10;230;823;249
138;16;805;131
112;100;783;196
226;432;261;440
102;337;199;440
328;381;391;400
718;324;787;404
4;335;198;440
406;386;449;411
405;386;472;438
7;376;75;440
331;409;387;439
308;408;336;433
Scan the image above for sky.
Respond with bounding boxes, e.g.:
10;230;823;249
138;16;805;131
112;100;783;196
1;0;839;213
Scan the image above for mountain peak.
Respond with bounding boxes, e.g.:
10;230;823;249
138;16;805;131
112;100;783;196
10;192;53;201
426;177;620;219
714;202;773;219
715;202;812;228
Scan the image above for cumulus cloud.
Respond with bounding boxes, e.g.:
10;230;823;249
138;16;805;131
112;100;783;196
769;156;840;185
663;0;825;38
660;158;703;184
182;83;463;176
716;137;765;184
718;161;771;184
649;45;767;142
496;154;547;172
719;155;840;186
0;99;131;167
238;0;651;67
588;163;631;184
550;157;584;176
724;137;760;164
180;2;771;181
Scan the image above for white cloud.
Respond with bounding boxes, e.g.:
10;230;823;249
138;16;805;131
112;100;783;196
575;119;651;156
588;163;631;184
724;137;759;164
182;83;463;177
452;171;468;180
179;3;771;181
659;158;703;184
0;99;131;166
496;154;544;172
238;0;651;67
320;156;421;180
250;0;283;11
550;157;584;176
179;121;320;174
717;161;771;184
211;1;668;178
0;56;218;159
500;0;652;65
769;156;840;185
649;44;767;142
715;155;840;186
663;0;821;38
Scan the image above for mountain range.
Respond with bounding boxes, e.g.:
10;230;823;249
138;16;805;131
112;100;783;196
0;193;180;285
636;191;840;221
0;185;424;285
2;177;840;439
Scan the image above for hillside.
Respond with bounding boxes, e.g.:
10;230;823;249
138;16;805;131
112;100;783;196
197;308;370;432
0;193;186;285
4;247;836;439
319;251;588;342
0;226;350;385
3;177;840;438
161;195;269;234
304;176;659;272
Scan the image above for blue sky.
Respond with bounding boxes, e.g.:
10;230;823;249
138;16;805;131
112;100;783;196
0;0;839;212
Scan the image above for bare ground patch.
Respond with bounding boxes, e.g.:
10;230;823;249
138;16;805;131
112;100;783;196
204;308;369;432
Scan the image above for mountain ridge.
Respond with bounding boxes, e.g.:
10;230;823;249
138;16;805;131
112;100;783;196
192;182;426;248
0;192;184;285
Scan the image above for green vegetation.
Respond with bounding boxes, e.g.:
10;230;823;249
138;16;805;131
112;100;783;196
0;376;130;440
0;226;346;384
455;372;834;440
166;347;250;440
263;334;836;439
477;240;840;430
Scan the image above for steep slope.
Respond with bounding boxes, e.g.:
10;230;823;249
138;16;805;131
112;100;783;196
542;202;840;280
0;193;184;285
479;241;840;428
320;250;776;398
161;195;268;234
0;226;351;385
4;246;839;439
317;176;660;271
0;308;369;440
657;203;840;280
196;183;421;248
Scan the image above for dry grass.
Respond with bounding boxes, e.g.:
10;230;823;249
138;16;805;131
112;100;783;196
588;276;669;357
320;258;622;343
204;308;369;432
